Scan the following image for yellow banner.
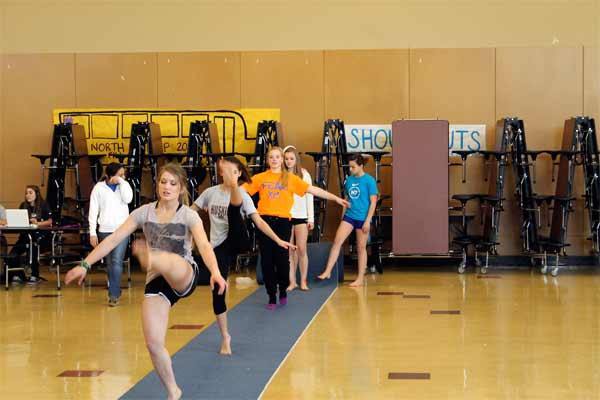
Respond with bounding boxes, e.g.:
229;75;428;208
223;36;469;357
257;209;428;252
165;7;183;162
52;108;280;155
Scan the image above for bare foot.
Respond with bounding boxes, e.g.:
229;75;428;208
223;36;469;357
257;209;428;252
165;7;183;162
300;282;310;291
286;283;298;292
168;386;182;400
317;272;331;280
348;279;364;287
219;334;232;355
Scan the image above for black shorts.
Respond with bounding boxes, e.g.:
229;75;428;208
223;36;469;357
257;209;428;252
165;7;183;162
291;218;308;226
144;262;199;307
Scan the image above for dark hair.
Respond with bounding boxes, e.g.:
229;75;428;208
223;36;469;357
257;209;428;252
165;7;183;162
105;162;124;179
25;185;44;214
221;156;252;185
347;153;367;166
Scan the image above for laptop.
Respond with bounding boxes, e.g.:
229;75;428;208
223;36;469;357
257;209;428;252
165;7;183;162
5;209;31;228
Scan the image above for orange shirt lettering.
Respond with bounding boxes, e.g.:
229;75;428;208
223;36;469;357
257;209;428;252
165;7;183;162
242;171;309;218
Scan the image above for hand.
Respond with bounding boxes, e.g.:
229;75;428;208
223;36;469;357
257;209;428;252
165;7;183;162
277;239;297;251
361;221;371;234
307;222;314;231
336;197;350;208
30;218;38;224
222;163;240;188
210;273;227;295
65;266;88;286
90;236;98;248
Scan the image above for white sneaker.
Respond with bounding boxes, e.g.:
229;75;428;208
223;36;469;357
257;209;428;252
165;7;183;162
26;276;41;285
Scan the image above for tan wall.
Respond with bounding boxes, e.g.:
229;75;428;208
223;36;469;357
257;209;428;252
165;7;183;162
241;51;324;152
323;49;410;233
0;4;4;52
157;52;241;110
1;47;599;255
0;1;597;53
410;48;496;239
496;47;585;253
0;1;599;254
585;47;600;118
0;7;5;205
0;51;4;209
1;54;77;208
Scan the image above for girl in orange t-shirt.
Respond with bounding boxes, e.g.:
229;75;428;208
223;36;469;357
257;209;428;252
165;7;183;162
243;146;348;309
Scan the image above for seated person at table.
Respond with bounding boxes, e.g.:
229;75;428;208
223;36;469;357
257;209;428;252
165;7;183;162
5;186;52;285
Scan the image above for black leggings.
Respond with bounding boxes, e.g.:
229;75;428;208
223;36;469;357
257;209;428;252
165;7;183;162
258;216;292;304
211;203;249;315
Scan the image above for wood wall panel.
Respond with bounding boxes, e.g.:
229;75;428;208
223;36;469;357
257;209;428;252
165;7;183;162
157;52;241;109
496;47;584;254
410;48;495;125
241;51;324;153
583;46;599;253
2;2;597;53
496;47;583;149
75;53;157;108
0;47;597;255
584;47;599;118
0;10;3;202
0;53;4;203
324;50;409;123
322;50;408;191
1;54;76;207
323;50;409;238
240;51;332;234
410;48;496;222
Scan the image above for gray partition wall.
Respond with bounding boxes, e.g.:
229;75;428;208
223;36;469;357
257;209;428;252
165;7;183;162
392;120;449;254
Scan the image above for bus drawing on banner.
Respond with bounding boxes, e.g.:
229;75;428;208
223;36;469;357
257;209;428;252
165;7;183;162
52;108;280;156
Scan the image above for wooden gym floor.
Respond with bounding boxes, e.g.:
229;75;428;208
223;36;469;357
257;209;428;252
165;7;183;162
1;267;599;399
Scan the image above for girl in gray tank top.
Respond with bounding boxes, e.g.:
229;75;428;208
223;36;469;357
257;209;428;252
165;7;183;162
66;163;226;400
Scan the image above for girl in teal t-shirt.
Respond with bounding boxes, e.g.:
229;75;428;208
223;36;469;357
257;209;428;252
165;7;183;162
318;154;378;286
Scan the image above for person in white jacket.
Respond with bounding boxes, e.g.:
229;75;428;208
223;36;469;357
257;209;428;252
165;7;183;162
284;146;314;291
88;162;133;306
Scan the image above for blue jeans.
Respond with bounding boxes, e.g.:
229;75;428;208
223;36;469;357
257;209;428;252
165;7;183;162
98;232;128;299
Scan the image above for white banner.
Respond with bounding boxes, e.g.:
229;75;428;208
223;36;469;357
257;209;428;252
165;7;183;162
448;124;486;155
344;124;486;154
346;124;393;152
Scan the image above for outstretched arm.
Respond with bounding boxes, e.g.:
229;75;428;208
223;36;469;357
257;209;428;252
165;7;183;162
250;213;296;250
65;216;138;285
307;186;350;208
